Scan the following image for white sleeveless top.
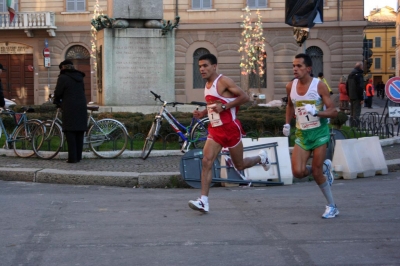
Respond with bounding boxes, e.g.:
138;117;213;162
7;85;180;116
290;78;327;130
204;74;238;123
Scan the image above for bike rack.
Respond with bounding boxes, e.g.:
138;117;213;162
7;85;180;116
180;142;284;188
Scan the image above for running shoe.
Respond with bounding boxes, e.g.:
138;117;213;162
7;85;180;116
323;159;334;186
322;205;339;219
258;150;271;171
188;198;209;212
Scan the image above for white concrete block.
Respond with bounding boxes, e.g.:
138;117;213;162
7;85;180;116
332;137;388;180
242;137;293;185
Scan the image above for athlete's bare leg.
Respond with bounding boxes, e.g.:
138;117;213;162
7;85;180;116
291;145;312;179
229;141;262;171
291;144;328;185
200;139;222;196
309;144;328;185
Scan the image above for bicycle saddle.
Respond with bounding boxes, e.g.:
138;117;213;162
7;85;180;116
87;105;99;111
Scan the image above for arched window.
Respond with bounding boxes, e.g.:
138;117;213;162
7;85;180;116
249;52;267;89
66;45;91;59
64;45;91;101
193;48;210;89
306;46;323;77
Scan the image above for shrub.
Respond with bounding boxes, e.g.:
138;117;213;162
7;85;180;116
330;111;348;129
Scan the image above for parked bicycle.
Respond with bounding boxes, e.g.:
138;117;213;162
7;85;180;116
141;90;210;159
0;107;43;158
32;100;129;159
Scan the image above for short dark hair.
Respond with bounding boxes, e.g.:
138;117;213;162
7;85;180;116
199;53;217;65
318;72;323;77
294;53;312;67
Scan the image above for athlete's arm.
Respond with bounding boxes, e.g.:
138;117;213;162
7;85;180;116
285;81;295;124
213;76;250;113
317;82;338;119
193;108;208;119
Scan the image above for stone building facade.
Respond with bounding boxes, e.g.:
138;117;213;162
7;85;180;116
164;0;367;103
1;0;368;106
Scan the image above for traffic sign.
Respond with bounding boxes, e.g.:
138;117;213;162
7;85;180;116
385;77;400;104
43;48;50;57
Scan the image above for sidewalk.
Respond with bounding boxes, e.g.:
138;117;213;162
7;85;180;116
0;137;399;188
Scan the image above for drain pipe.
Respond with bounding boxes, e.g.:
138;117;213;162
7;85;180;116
176;0;179;18
337;0;340;21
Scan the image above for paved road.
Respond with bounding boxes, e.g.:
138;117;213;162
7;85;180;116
1;172;399;266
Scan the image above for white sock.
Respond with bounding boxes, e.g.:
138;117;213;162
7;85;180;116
200;195;208;204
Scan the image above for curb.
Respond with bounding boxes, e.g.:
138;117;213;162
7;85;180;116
0;167;184;188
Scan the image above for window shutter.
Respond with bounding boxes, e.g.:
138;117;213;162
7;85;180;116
0;1;4;12
77;0;85;11
192;0;201;9
375;58;381;69
203;0;211;8
66;0;75;12
247;0;256;7
375;37;381;47
258;0;267;7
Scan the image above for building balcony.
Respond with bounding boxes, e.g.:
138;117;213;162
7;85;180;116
0;11;57;37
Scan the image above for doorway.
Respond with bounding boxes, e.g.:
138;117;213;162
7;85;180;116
0;53;34;105
65;45;92;102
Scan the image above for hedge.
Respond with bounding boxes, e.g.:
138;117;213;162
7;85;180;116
3;104;291;138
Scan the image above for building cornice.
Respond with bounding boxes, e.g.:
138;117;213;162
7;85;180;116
177;21;367;30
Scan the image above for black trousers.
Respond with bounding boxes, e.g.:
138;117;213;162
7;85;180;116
65;131;85;162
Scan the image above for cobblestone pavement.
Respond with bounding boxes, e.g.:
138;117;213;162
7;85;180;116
1;142;399;173
1;154;183;173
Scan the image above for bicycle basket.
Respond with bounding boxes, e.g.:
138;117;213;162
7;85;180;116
13;113;23;125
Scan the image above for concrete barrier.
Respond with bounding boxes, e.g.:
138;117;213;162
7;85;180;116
242;137;293;185
332;136;388;179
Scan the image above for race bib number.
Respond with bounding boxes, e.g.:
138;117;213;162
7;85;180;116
296;106;320;130
207;104;223;127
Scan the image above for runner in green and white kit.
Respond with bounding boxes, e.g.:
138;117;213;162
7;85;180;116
283;53;339;219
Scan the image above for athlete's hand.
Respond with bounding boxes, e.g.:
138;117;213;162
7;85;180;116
193;109;203;119
303;104;318;116
283;124;290;137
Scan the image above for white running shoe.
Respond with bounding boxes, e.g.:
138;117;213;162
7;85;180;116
322;205;339;219
323;159;334;186
258;150;271;171
188;198;209;212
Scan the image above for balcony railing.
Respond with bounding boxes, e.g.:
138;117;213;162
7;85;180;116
0;11;57;37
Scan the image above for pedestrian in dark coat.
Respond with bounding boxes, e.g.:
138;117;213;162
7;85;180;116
0;63;6;109
54;60;87;163
346;62;364;127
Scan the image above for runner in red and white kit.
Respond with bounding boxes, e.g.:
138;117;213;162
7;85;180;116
188;53;271;213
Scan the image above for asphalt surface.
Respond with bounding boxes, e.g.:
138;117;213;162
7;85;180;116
0;173;399;266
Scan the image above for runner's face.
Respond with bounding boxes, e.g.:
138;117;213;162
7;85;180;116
199;59;216;80
292;58;310;79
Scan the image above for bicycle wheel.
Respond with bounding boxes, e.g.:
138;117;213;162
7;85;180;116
141;119;161;159
12;120;43;158
191;117;209;149
88;119;128;159
32;121;64;160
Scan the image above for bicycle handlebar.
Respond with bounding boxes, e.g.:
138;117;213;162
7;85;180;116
150;90;185;107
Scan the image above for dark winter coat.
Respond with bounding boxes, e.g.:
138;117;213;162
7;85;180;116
0;78;5;108
346;68;364;100
54;69;87;132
